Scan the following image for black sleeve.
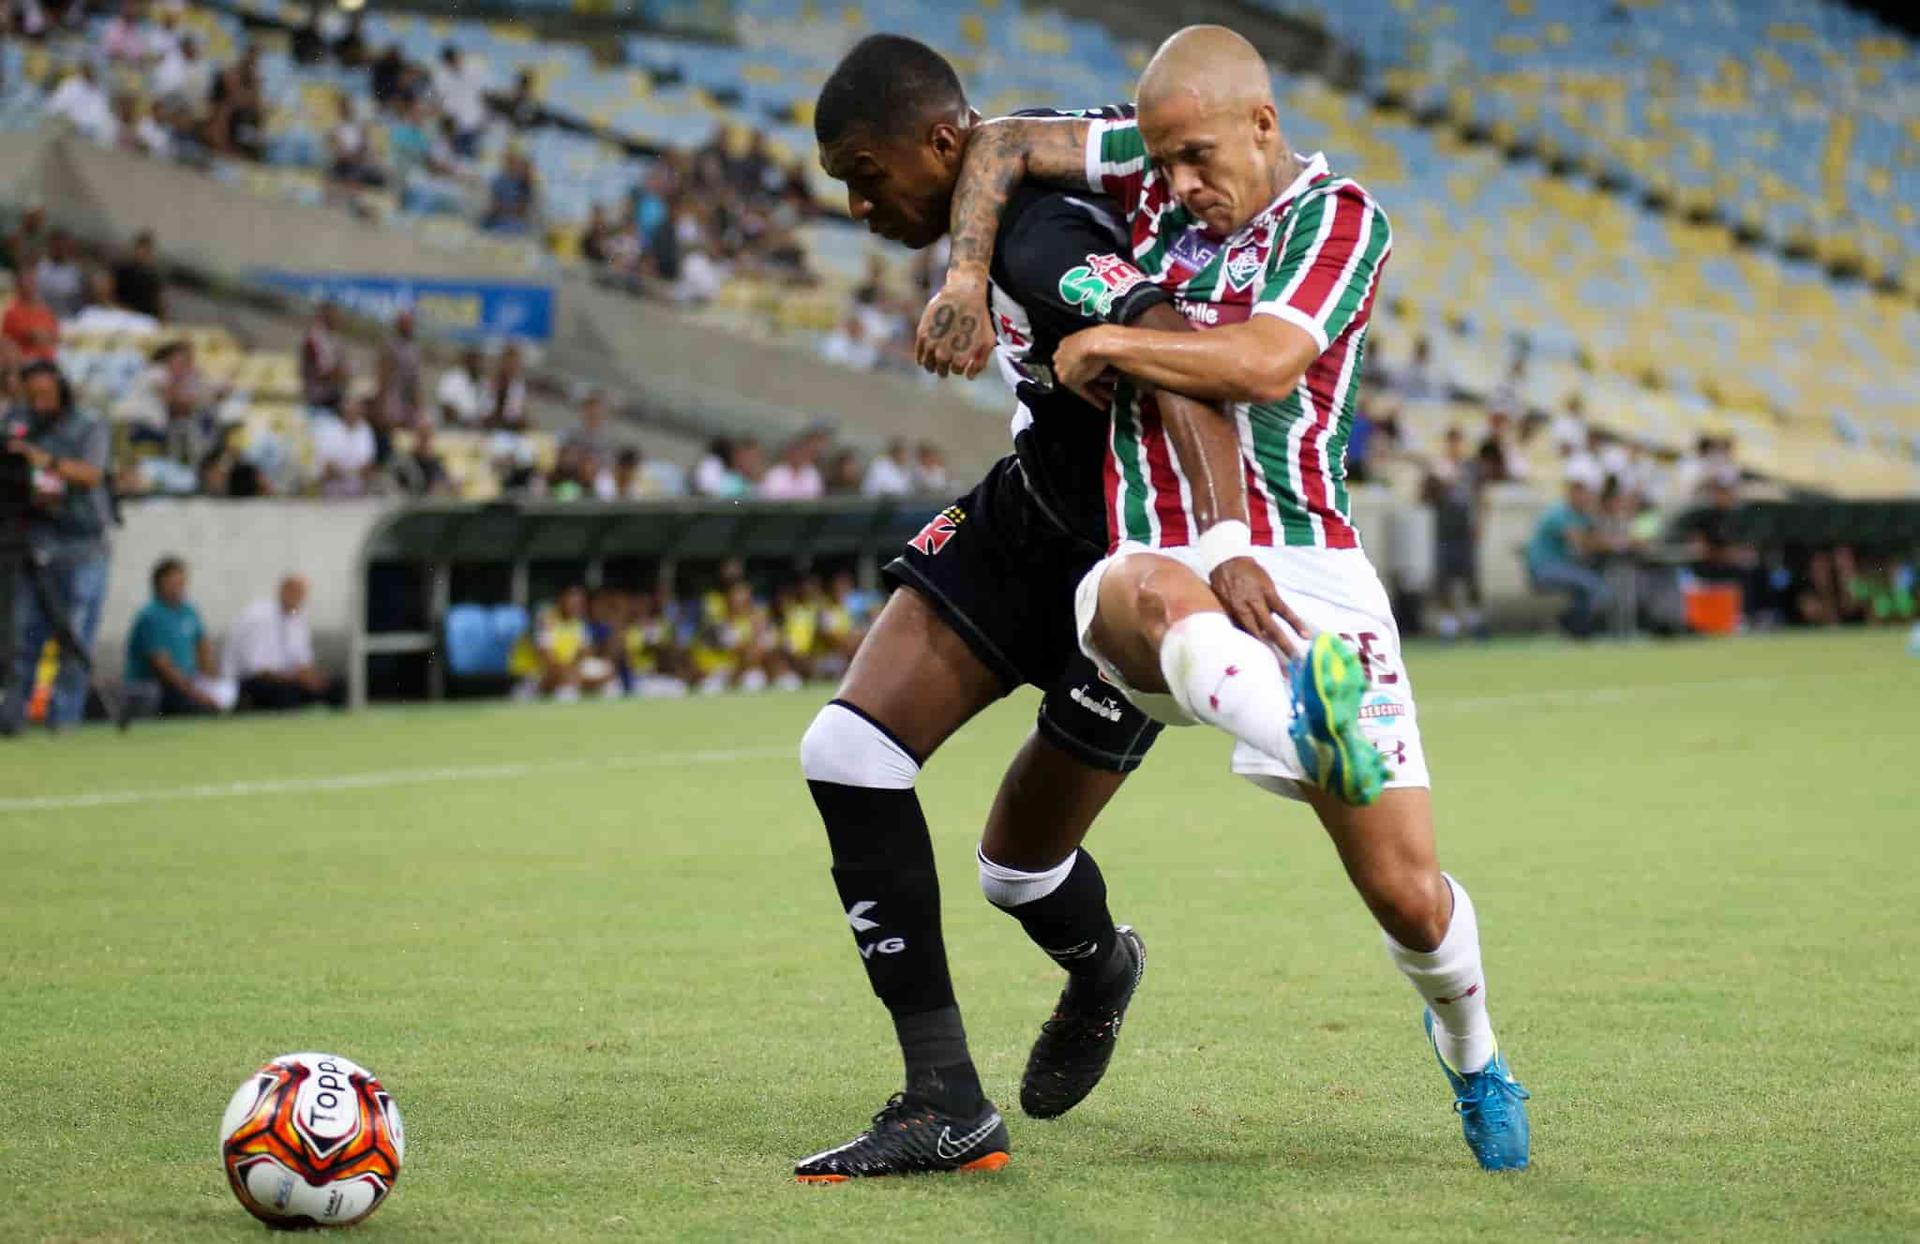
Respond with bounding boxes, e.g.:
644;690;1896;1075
993;193;1173;347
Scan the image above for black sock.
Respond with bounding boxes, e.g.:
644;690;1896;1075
810;777;983;1113
988;848;1128;995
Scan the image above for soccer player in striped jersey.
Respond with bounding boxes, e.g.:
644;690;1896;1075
914;25;1532;1172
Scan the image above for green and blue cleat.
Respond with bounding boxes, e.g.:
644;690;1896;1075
1424;1010;1531;1172
1288;632;1391;806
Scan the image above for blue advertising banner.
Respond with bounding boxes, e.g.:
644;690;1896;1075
253;272;556;343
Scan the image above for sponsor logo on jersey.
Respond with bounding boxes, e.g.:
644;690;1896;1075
1176;298;1220;325
1358;692;1406;721
1058;253;1148;317
1069;684;1125;722
1170;229;1221;273
909;506;965;556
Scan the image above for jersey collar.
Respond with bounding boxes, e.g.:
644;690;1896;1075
1230;151;1329;243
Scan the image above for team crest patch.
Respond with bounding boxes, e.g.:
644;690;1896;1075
1223;244;1265;292
1058;253;1148;317
909;506;965;556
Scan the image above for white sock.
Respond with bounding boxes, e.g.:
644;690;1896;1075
1158;611;1296;759
1383;873;1496;1074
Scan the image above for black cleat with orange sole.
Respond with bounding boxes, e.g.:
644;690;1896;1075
1020;925;1147;1120
794;1094;1010;1183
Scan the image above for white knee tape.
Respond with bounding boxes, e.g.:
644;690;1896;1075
799;702;920;789
977;846;1077;909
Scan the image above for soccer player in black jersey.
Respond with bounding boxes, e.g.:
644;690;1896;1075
795;35;1298;1182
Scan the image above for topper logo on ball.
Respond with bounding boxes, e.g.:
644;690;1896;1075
293;1059;362;1157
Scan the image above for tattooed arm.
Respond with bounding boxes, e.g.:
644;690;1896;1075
914;116;1097;379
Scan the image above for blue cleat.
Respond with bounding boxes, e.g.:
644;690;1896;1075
1424;1010;1531;1172
1288;633;1389;806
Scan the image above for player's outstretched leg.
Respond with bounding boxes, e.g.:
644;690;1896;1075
795;592;1010;1182
1309;788;1531;1171
1089;553;1384;805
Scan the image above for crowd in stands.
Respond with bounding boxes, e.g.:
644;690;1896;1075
495;561;878;702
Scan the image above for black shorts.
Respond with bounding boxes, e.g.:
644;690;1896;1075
884;456;1162;774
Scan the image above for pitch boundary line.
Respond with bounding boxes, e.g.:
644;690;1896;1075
0;745;795;815
0;674;1805;815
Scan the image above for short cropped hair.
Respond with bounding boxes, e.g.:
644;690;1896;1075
151;556;185;592
814;34;967;146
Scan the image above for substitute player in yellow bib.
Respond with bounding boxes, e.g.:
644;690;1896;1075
915;25;1532;1172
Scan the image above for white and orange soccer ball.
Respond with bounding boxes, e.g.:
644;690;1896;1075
218;1053;405;1228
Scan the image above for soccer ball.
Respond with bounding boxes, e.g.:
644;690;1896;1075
218;1052;405;1228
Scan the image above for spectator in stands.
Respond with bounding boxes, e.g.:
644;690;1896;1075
45;62;115;144
730;438;766;494
483;150;539;236
155;29;203;109
692;437;740;498
368;42;408;109
207;44;265;161
325;90;384;202
600;445;655;501
1477;409;1528;484
819;314;879;371
332;9;368;69
914;442;949;494
313;390;379;498
124;556;234;716
824;448;863;496
111;232;165;322
3;266;59;362
34;229;85;320
101;0;151;64
496;68;543;130
1422;428;1485;640
67;268;157;336
435;344;486;426
375;309;422;429
1526;478;1610;638
1393;333;1443;402
561;389;613;462
1675;434;1739;501
483;343;529;430
1549;393;1589;458
4;205;47;273
223;575;344;710
6;0;52;39
862;437;914;497
391;421;453;497
144;339;228;466
110;92;170;159
579;204;612;266
545;441;597;501
761;432;826;500
1488;356;1528;421
431;45;489;158
300;301;349;414
510;585;610;701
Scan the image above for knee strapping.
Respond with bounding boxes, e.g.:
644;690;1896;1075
800;700;920;789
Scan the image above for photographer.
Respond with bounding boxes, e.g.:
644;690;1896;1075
1;361;112;733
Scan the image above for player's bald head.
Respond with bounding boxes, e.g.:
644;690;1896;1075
1137;25;1273;115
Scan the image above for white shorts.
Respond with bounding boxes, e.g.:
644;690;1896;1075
1072;541;1430;803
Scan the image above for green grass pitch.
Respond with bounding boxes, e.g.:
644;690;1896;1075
3;631;1917;1241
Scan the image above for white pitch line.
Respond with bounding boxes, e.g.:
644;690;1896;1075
0;673;1812;816
0;745;794;816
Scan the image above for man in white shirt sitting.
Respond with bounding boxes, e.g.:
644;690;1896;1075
313;392;379;496
224;575;344;711
860;437;914;497
46;65;117;146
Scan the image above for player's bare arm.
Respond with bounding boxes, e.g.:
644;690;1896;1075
1127;303;1306;654
1053;314;1319;406
915;117;1093;378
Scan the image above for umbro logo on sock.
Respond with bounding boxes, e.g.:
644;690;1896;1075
1209;665;1241;711
934;1112;1002;1160
1435;983;1481;1006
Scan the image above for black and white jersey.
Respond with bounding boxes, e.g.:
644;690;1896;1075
982;109;1173;547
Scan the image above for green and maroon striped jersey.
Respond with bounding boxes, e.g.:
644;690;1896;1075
1082;107;1392;550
